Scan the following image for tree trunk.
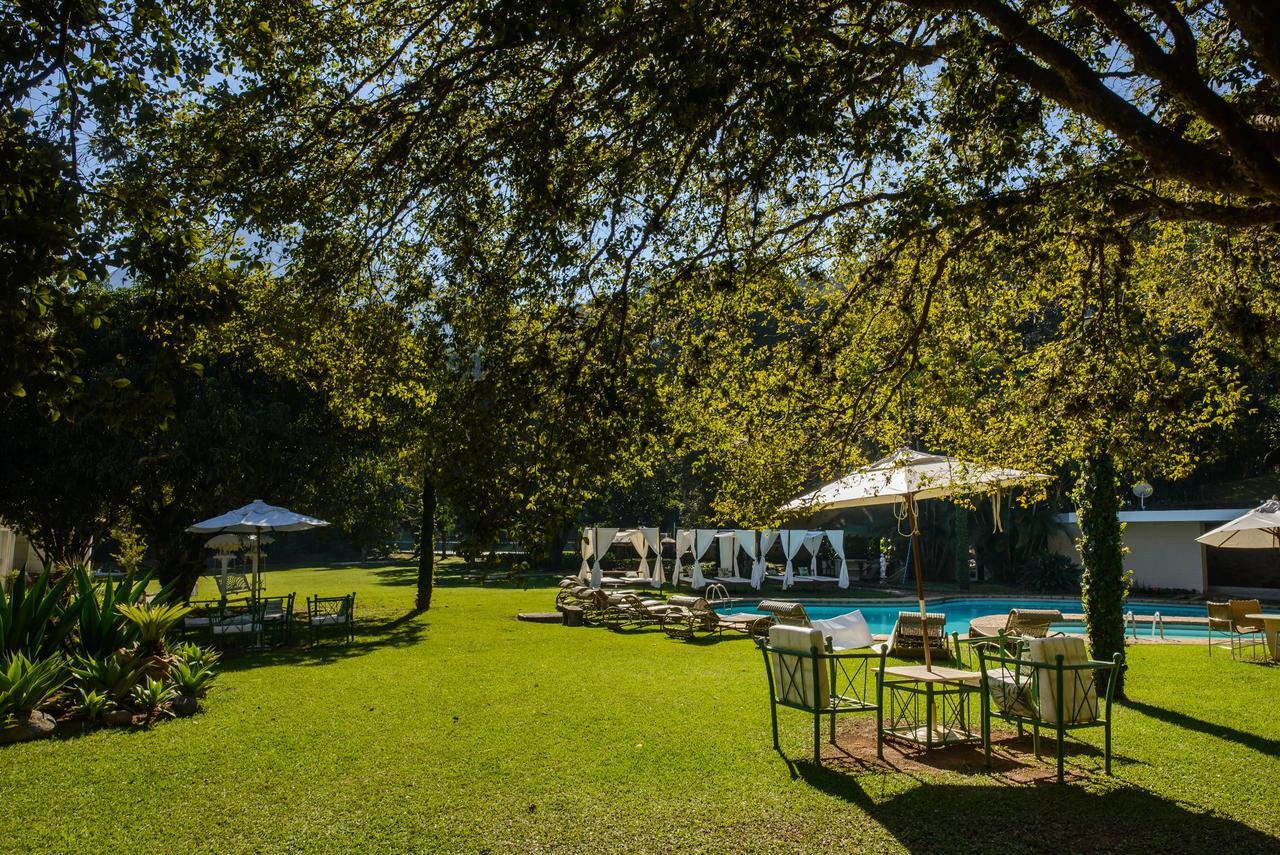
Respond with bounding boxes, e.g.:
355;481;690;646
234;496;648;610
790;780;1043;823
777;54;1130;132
953;504;970;590
1074;450;1129;697
416;469;436;611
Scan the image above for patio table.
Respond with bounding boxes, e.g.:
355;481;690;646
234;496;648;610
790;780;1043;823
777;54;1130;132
876;664;982;754
1245;613;1280;662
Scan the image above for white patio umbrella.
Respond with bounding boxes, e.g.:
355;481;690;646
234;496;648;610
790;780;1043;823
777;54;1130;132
188;500;329;598
782;448;1051;670
1196;499;1280;549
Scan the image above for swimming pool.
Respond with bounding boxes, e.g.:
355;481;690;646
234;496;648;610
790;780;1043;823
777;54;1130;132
718;597;1210;639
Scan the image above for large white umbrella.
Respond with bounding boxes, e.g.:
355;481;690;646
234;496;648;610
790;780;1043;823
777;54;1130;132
1196;499;1280;549
782;448;1051;670
188;500;329;597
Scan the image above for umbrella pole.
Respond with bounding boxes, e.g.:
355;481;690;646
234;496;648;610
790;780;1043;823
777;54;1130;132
906;495;933;672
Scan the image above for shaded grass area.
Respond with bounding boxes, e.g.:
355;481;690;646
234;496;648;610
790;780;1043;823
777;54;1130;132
2;560;1278;853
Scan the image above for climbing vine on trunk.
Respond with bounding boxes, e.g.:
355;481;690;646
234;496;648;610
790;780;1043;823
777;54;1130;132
1074;451;1129;697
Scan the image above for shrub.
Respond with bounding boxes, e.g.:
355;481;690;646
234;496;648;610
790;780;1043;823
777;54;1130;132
0;653;67;725
1018;552;1083;593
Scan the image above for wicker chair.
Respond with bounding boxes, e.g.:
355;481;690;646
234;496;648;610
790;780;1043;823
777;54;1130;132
661;596;771;640
1206;601;1233;656
887;611;952;660
1228;599;1267;660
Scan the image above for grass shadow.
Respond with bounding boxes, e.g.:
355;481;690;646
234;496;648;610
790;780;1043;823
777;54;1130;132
796;763;1280;852
1120;697;1280;755
215;610;428;672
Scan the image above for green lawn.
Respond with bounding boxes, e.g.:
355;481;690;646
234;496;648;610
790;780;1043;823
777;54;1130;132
2;560;1278;853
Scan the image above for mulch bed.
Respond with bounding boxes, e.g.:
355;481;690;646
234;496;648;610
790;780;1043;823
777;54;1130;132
815;717;1100;784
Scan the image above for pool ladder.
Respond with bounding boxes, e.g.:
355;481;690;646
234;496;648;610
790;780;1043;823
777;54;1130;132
705;583;731;606
1127;610;1137;639
1151;611;1165;640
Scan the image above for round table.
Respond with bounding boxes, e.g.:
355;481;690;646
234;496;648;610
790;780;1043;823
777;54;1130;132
1245;613;1280;662
967;614;1008;639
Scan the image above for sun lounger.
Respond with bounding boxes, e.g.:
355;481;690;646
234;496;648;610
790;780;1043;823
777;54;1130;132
757;600;811;626
886;611;952;660
661;596;771;640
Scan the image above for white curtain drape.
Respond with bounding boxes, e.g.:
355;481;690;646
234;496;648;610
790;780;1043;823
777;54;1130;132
590;527;619;588
643;527;663;586
733;530;755;582
673;529;692;584
627;529;650;581
827;529;849;588
717;534;735;576
753;529;778;588
692;529;717;589
802;531;823;577
781;530;806;589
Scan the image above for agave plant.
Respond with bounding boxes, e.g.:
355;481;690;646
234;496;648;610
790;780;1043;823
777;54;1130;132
170;642;221;671
116;602;192;658
130;677;176;725
0;653;68;725
71;565;151;658
169;659;218;700
74;687;113;724
0;569;77;659
69;652;148;705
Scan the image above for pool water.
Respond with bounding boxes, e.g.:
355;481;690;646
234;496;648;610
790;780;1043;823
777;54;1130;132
718;597;1210;639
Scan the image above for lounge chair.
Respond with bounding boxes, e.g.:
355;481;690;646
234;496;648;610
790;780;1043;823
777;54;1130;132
599;592;677;630
1227;599;1267;660
757;599;811;626
661;596;771;640
757;624;886;766
886;611;952;660
970;608;1063;641
977;634;1124;784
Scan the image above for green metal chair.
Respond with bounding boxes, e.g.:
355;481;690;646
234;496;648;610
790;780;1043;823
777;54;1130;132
208;599;260;648
977;634;1124;784
757;624;886;766
308;593;355;644
259;593;296;647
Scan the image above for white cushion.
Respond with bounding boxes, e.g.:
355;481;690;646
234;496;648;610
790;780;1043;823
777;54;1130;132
812;610;874;651
1028;636;1097;725
768;624;829;709
312;614;345;625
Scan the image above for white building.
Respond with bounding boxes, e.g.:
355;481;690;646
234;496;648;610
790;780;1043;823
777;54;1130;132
1052;509;1253;595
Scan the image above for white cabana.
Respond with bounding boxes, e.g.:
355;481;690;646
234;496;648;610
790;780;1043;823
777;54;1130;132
579;526;668;588
188;500;329;598
1196;500;1280;550
732;530;757;583
781;448;1050;669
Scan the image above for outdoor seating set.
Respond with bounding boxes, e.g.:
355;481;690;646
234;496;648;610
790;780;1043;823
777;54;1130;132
183;592;356;648
1207;599;1280;662
758;604;1122;784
